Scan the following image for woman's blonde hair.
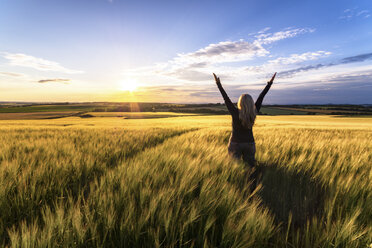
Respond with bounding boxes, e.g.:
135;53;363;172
237;94;256;128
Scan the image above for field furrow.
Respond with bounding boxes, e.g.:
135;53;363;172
0;127;196;246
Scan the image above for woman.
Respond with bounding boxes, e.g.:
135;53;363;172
213;72;276;167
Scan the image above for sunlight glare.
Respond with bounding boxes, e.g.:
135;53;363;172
120;79;138;92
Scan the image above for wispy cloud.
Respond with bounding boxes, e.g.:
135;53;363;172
0;71;72;84
38;78;71;84
159;38;271;81
340;53;372;63
356;10;369;17
278;64;329;78
165;68;217;82
340;8;370;20
0;71;25;77
243;51;331;78
2;53;84;74
122;39;268;82
327;70;372;84
254;27;315;45
268;51;331;65
174;40;268;64
278;52;372;78
257;27;271;34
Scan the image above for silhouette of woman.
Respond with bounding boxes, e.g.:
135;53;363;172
213;72;276;167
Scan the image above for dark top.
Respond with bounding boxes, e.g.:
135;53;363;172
217;82;272;143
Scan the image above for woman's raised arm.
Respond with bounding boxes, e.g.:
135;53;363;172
255;72;276;112
213;73;237;114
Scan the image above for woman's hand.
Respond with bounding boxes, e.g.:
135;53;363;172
213;73;221;86
268;72;277;85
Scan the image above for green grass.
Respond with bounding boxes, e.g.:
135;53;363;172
0;115;371;247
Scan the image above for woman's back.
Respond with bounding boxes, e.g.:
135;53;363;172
228;107;255;142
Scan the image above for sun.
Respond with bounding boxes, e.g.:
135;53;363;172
120;79;138;92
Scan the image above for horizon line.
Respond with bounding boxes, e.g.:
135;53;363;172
0;101;371;106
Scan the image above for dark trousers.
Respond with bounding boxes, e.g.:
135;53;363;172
228;141;258;190
228;141;256;167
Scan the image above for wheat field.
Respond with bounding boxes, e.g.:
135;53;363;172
0;114;371;247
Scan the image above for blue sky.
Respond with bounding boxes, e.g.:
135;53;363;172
0;0;371;104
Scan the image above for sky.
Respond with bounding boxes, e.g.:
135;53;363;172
0;0;371;104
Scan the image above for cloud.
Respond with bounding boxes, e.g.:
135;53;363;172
38;78;70;84
268;51;331;65
357;10;369;16
186;62;208;68
270;82;372;104
278;52;372;78
165;68;215;81
254;27;315;45
340;53;372;63
2;53;84;74
271;72;372;104
174;40;268;65
243;51;331;78
138;82;269;102
131;69;372;104
122;27;316;83
0;71;25;77
340;8;370;20
123;39;269;82
257;27;271;34
278;64;330;78
0;71;72;84
170;27;313;68
166;27;315;81
327;70;372;84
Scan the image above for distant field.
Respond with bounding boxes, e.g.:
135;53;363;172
0;104;97;113
86;112;199;119
0;112;78;120
0;112;200;120
260;107;308;115
0;115;371;247
270;106;372;115
1;102;370;116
